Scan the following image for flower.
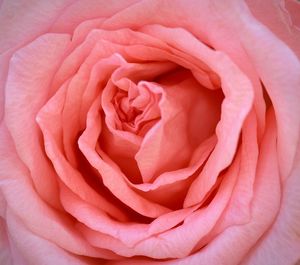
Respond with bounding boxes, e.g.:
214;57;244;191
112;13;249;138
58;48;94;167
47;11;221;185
0;0;299;264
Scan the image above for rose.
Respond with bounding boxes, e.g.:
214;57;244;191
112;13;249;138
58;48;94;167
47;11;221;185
0;1;299;264
0;0;299;264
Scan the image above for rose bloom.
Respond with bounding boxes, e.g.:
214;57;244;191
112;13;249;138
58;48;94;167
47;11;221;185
0;0;300;264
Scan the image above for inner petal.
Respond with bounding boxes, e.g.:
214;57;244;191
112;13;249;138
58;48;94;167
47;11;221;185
135;69;223;183
112;79;161;135
100;61;179;183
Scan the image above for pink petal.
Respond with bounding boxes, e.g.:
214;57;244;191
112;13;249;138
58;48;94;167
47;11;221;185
243;124;300;265
4;33;70;209
135;76;222;183
6;210;99;265
215;0;300;179
62;183;198;249
129;136;216;208
50;0;139;34
37;83;127;222
79;93;171;218
106;149;241;260
60;42;126;167
0;124;110;258
246;0;300;59
0;0;71;53
104;0;266;139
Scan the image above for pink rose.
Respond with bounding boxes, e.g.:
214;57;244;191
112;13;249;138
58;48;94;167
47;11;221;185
0;0;299;264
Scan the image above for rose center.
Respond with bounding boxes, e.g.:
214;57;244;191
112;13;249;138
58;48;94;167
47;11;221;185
112;80;161;136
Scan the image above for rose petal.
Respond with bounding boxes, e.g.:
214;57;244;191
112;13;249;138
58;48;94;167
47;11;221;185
60;42;126;166
198;0;300;181
128;136;216;208
0;0;71;53
62;183;198;249
243;119;300;265
6;210;99;265
50;0;140;34
102;149;241;259
0;124;109;258
246;0;300;59
37;83;127;222
4;33;70;209
135;76;221;183
79;93;171;218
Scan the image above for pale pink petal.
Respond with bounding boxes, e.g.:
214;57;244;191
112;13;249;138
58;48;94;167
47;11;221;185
62;183;198;249
125;44;218;90
52;28;170;100
216;0;300;179
0;124;111;258
192;110;259;252
132;135;216;192
79;55;126;128
6;210;97;265
4;33;70;209
246;0;300;59
243;119;300;265
213;110;258;228
50;0;140;34
0;0;72;53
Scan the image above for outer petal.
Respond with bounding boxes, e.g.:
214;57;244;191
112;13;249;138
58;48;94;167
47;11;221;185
6;209;98;265
0;0;72;53
50;0;140;34
4;33;70;209
0;123;115;259
243;137;300;265
246;0;300;59
213;0;300;179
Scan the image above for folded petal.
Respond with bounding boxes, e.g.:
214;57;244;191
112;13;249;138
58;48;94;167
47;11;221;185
0;124;110;258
